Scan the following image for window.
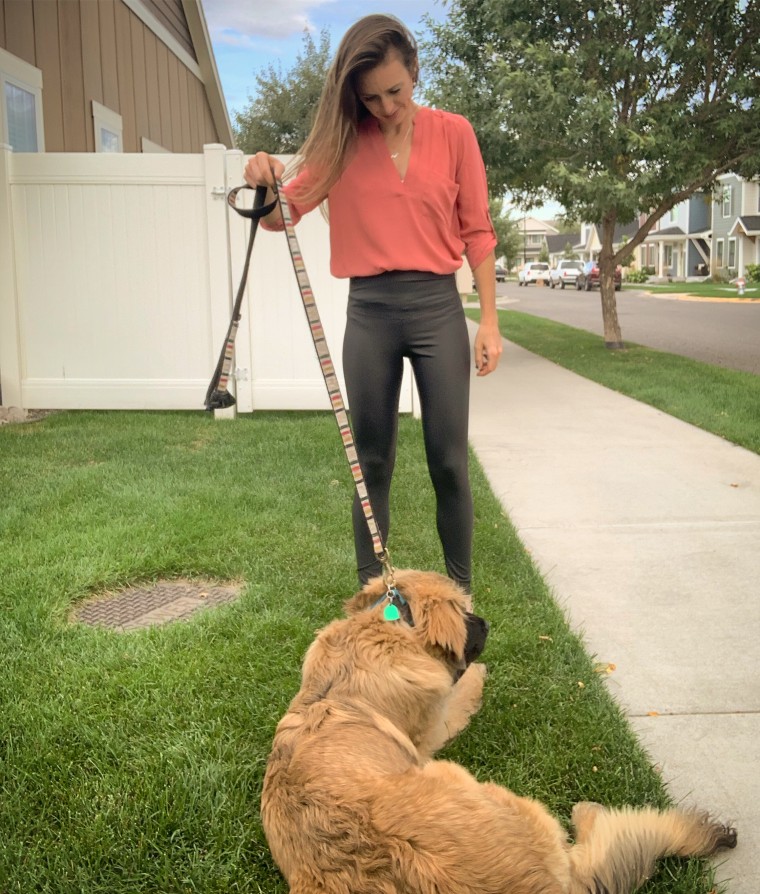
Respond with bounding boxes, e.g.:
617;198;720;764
92;101;123;152
0;47;44;152
664;244;673;267
716;239;725;268
728;238;736;270
722;185;732;218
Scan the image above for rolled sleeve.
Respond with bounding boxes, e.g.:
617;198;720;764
455;118;497;270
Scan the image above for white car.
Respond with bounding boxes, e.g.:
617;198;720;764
518;262;551;285
549;259;584;290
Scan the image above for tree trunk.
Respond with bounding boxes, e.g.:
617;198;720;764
599;216;624;349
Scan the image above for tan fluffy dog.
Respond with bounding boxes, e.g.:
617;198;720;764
261;570;736;894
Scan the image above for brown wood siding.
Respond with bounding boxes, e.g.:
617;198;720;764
0;0;223;153
141;0;195;61
32;0;64;151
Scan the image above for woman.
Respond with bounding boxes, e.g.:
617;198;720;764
244;14;502;593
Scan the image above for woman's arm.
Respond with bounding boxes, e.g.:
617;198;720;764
472;251;503;377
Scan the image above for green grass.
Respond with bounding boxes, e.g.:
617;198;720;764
467;308;759;455
626;280;759;299
0;411;728;892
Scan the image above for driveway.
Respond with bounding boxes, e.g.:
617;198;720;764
494;282;760;375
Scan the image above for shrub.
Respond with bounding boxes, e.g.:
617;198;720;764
746;263;760;283
625;268;650;283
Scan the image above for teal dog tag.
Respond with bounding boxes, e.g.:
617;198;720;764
383;603;401;622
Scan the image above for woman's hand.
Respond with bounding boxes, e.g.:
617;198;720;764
474;321;503;377
244;152;285;189
471;253;503;376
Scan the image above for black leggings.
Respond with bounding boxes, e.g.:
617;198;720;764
343;271;473;591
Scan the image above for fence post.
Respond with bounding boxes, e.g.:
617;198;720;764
0;143;23;408
203;143;236;419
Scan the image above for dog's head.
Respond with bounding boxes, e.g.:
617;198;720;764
344;569;489;681
294;571;488;748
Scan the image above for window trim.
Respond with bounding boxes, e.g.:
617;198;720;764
727;237;737;270
716;238;725;268
141;136;169;153
92;100;123;153
0;47;44;152
721;185;732;218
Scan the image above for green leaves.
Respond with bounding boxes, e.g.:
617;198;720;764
422;0;760;218
233;30;332;155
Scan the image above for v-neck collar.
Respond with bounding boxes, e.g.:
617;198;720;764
370;107;424;185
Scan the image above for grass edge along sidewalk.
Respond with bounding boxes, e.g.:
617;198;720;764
0;410;731;893
466;307;759;456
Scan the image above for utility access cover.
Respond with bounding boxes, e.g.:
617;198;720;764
73;579;243;631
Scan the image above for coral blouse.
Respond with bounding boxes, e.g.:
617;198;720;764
263;106;497;279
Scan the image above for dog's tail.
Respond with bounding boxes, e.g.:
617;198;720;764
568;801;737;894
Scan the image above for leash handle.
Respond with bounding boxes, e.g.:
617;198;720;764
272;177;393;574
204;185;276;411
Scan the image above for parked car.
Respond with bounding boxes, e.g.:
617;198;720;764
549;259;583;290
576;260;622;291
518;262;551;285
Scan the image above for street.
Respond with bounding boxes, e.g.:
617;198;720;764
494;281;760;375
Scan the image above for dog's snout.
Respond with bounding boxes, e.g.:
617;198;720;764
463;612;489;666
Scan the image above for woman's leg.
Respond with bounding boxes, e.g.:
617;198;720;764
343;298;405;585
408;289;473;592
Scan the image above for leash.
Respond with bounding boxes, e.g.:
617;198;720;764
208;178;396;589
205;185;277;412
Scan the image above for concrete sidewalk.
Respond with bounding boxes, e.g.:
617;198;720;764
467;329;760;892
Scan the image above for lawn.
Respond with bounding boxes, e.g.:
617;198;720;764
467;308;759;455
0;409;730;892
626;280;759;300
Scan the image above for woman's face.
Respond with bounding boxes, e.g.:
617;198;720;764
356;51;416;129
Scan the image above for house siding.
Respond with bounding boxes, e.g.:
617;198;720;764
0;0;221;153
712;176;742;271
142;0;195;59
688;193;710;233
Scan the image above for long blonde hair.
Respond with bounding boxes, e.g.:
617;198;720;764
287;14;419;204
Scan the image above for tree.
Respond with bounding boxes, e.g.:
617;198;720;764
562;241;578;260
234;30;332;154
490;197;522;270
554;216;581;235
423;0;760;347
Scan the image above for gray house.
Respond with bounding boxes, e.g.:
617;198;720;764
639;193;712;279
715;174;760;277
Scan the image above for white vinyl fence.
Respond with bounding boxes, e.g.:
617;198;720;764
0;144;414;413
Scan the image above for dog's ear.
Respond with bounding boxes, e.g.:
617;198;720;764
414;597;467;658
344;575;387;615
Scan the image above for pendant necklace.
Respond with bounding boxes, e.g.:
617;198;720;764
389;120;414;159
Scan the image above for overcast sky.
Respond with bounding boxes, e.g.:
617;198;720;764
203;0;448;115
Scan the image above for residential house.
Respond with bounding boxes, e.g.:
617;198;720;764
715;174;760;277
516;216;558;265
637;193;712;279
546;231;580;266
575;221;639;261
0;0;233;154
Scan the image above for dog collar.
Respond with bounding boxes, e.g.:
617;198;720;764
370;587;415;626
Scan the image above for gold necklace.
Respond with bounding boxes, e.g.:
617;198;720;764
388;120;414;159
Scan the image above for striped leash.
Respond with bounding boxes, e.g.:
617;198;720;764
218;180;396;589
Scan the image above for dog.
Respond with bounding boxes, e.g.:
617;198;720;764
261;570;736;894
